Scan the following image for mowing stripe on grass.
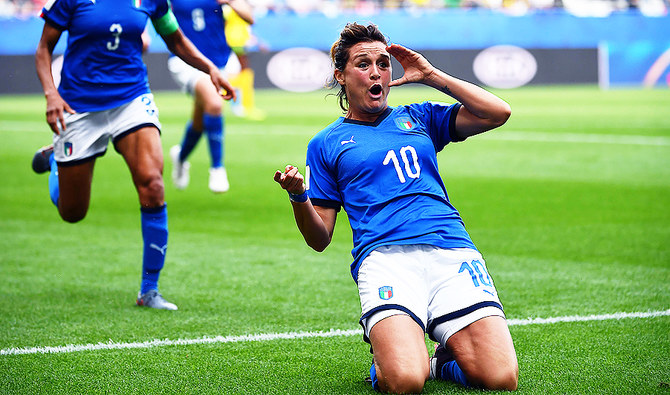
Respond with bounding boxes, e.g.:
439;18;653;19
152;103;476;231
482;131;670;146
3;121;669;147
2;310;668;356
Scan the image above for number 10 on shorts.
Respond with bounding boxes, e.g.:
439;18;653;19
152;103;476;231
459;259;493;288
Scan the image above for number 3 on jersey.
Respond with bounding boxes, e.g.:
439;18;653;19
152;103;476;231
107;23;122;51
383;146;421;183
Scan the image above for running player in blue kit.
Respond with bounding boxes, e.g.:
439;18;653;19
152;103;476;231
274;23;518;393
168;0;254;193
32;0;236;310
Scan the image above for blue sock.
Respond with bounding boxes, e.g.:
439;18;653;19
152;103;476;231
179;122;202;162
369;362;380;392
48;153;59;207
441;360;469;387
203;113;223;168
140;204;168;294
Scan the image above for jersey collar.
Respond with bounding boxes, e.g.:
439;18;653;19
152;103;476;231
342;107;393;127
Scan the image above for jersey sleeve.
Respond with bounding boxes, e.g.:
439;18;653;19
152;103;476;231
40;0;74;31
305;134;342;211
408;101;462;153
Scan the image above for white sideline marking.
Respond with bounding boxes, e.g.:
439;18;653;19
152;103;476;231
506;309;670;326
1;310;668;356
0;329;361;356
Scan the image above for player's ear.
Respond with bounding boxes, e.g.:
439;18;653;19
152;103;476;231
334;69;345;86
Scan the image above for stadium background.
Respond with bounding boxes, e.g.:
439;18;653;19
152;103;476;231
1;1;669;393
0;0;669;94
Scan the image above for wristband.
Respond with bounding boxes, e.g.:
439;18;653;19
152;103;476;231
288;191;308;203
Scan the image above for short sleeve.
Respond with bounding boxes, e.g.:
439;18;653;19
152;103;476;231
305;134;342;210
41;0;73;31
150;0;171;20
407;101;461;153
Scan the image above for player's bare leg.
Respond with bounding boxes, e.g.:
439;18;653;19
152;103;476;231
116;127;176;310
369;314;430;394
56;160;95;223
445;316;518;390
115;126;165;208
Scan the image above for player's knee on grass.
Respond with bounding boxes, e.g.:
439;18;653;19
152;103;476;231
489;363;519;391
378;361;428;394
466;361;518;391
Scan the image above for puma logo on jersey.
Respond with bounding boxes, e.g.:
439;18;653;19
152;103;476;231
150;243;167;256
341;136;356;145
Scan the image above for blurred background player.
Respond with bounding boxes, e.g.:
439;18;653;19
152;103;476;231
169;0;254;193
274;23;517;393
223;0;266;120
32;0;235;309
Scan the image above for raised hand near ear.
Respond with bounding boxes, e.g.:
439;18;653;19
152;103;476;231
387;44;436;88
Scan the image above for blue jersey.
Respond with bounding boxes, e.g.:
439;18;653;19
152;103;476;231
41;0;171;113
170;0;231;69
306;102;476;282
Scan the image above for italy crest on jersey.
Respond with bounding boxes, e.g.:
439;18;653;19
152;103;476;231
134;0;141;7
378;286;393;300
395;117;415;131
64;142;73;157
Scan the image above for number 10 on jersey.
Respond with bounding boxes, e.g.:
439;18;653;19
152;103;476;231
383;146;421;184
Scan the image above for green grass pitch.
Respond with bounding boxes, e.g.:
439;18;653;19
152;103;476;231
0;86;668;394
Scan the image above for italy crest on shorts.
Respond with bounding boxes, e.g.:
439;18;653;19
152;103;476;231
395;117;415;131
378;286;393;300
64;142;73;157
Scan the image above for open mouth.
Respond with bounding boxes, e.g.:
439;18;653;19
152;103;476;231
369;84;383;96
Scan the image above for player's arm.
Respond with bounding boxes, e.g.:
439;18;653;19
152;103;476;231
141;28;151;53
153;11;236;100
431;69;511;140
219;0;254;24
35;22;74;134
273;166;336;252
387;44;511;140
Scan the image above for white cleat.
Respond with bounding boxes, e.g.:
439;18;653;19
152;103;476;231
209;167;229;193
136;290;178;311
170;145;190;190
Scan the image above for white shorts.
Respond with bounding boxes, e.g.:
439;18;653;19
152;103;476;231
358;244;505;343
167;54;241;95
53;93;161;165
